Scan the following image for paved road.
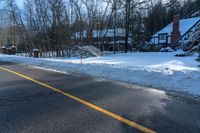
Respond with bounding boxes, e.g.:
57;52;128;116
0;61;200;133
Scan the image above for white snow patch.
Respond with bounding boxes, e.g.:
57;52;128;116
0;52;200;96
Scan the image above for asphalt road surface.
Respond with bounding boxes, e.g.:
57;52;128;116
0;61;200;133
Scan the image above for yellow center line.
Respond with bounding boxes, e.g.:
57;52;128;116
0;66;156;133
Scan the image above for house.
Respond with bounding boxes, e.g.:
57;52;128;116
150;15;200;49
0;44;16;55
72;28;133;51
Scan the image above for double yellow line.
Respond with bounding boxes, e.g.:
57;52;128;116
0;66;156;133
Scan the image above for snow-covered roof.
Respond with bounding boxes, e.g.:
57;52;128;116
153;17;200;37
33;49;39;51
74;28;132;39
108;39;133;45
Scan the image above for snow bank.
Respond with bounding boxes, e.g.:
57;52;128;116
0;52;200;96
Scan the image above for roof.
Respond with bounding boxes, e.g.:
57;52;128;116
4;44;14;48
73;28;132;39
152;17;200;37
108;39;133;45
33;49;39;51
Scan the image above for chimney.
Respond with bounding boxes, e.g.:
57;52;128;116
171;15;181;46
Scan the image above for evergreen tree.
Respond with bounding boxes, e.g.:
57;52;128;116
144;1;167;40
166;0;181;22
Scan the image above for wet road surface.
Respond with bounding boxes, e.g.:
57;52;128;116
0;61;200;133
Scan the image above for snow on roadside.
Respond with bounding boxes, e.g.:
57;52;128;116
0;52;200;96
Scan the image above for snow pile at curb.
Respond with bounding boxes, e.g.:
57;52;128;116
0;52;200;96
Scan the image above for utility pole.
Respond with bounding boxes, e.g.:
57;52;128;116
113;0;117;54
125;0;130;53
0;0;5;47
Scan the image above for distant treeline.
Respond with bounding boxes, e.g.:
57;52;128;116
0;0;199;57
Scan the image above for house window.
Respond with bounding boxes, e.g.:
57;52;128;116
159;34;166;40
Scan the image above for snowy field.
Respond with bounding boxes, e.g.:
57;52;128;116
0;52;200;96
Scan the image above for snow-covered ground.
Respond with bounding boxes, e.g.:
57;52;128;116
0;52;200;96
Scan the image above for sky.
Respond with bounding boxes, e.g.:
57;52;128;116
15;0;169;8
15;0;23;7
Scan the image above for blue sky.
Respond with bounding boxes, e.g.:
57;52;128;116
15;0;24;7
